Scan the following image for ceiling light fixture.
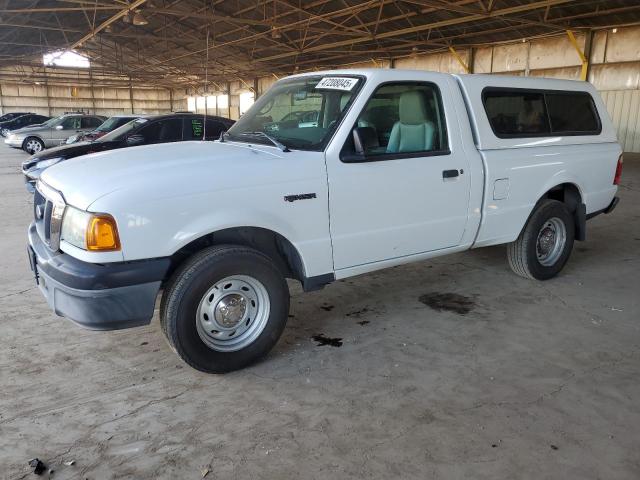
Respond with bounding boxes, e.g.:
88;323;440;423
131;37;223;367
132;11;148;26
612;28;618;33
271;27;281;39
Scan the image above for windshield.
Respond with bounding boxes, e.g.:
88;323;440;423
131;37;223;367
226;75;363;151
96;116;133;132
98;118;148;142
42;116;63;127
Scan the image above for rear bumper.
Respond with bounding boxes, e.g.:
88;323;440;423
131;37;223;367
28;222;171;330
587;196;619;220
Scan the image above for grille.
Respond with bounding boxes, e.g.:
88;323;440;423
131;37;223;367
34;182;66;251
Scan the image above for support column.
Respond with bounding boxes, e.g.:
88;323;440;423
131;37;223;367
449;46;471;74
169;88;174;112
226;82;231;119
44;69;52;116
89;67;96;114
128;76;134;113
567;30;590;81
253;78;259;100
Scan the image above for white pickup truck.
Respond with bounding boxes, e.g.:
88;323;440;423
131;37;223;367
27;69;622;373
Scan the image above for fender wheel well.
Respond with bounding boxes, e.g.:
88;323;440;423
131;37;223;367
166;227;305;285
22;136;43;148
538;183;586;241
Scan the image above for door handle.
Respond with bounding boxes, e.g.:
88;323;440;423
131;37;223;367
442;169;460;179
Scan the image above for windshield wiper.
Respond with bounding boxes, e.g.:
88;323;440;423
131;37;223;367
238;131;290;152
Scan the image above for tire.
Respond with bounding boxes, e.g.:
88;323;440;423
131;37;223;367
23;136;44;154
160;245;290;373
507;199;575;280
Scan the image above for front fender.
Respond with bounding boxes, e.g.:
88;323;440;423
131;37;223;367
91;187;334;279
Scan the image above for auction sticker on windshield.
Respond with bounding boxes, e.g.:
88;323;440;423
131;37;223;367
315;77;358;91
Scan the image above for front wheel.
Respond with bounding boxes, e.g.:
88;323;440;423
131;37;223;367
23;136;44;154
160;245;290;373
507;199;575;280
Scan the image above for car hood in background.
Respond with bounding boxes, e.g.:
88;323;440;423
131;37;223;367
40;141;304;210
22;141;101;170
10;124;48;135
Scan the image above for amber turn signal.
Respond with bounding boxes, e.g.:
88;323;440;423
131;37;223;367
86;214;121;251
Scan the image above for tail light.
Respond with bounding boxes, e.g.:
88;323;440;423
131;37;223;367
614;154;623;185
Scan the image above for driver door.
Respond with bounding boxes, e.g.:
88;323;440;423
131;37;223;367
53;117;81;142
326;79;472;271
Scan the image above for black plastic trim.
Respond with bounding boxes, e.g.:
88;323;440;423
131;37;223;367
575;203;586;241
302;273;335;292
586;196;619;220
341;148;451;163
29;222;170;290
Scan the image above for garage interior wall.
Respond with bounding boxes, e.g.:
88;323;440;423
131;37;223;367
0;66;187;117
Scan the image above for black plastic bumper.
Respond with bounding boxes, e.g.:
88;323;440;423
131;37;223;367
587;196;619;220
28;222;171;330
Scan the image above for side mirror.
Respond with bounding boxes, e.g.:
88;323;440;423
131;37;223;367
352;128;366;155
55;125;64;130
126;134;144;146
341;126;379;163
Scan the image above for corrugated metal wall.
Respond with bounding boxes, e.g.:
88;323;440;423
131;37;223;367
0;66;187;118
601;90;640;153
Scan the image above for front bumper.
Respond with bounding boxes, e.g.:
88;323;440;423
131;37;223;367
5;136;23;147
28;222;171;330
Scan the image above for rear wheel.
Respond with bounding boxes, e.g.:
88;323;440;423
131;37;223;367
160;245;289;373
507;200;575;280
23;137;44;154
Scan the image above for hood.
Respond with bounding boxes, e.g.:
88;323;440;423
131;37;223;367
31;141;95;160
11;124;48;135
22;141;99;171
40;141;289;210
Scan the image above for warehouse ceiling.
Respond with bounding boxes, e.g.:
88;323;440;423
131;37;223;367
1;0;640;88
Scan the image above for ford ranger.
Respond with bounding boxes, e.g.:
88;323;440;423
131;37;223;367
27;69;622;373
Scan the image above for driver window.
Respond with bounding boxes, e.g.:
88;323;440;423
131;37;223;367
347;82;448;157
137;119;183;143
62;117;81;130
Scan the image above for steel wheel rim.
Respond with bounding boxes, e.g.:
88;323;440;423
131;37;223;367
536;217;566;266
26;139;42;153
196;274;270;352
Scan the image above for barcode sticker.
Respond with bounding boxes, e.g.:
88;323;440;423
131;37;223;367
315;77;358;91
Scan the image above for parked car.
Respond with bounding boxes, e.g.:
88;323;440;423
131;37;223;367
0;112;35;127
27;69;621;373
21;113;234;192
65;114;142;144
5;113;105;153
0;113;50;137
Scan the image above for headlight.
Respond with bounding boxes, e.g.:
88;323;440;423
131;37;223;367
32;157;63;170
61;207;121;251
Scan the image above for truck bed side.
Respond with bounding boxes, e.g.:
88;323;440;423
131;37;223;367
454;74;621;248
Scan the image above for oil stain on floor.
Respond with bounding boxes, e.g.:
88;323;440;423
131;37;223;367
419;292;475;315
311;334;343;347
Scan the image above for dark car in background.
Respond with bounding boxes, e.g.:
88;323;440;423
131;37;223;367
22;113;234;192
0;113;50;137
65;114;142;144
0;112;33;124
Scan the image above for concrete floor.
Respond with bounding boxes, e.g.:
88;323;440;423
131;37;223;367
1;143;639;480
